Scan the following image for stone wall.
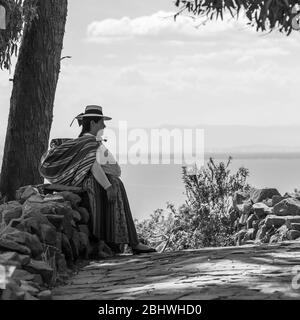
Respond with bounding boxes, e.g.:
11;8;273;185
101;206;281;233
0;184;94;300
233;188;300;245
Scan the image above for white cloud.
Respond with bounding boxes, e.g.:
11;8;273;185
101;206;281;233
86;10;251;43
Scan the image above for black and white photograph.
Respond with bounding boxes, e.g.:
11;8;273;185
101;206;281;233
1;0;300;314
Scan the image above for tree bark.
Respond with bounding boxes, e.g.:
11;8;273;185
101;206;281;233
0;0;68;200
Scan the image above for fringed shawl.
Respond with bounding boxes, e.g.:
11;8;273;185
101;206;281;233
40;135;99;186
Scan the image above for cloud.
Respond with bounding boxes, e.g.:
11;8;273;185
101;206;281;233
86;10;250;43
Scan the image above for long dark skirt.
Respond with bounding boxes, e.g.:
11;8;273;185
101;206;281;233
83;173;139;247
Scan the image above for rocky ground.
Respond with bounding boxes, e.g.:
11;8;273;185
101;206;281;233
52;241;300;300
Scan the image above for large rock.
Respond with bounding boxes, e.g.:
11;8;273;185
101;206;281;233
0;201;22;213
287;230;300;240
16;185;40;203
55;206;74;239
22;202;53;224
273;198;300;216
253;202;272;219
23;259;54;284
55;252;68;274
18;254;31;266
286;216;300;224
24;234;43;258
1;206;23;224
250;188;281;204
19;280;40;296
0;252;30;267
0;252;20;267
26;194;45;203
17;217;42;238
78;232;89;257
71;209;81;223
0;201;22;224
0;238;31;255
12;269;42;285
56;191;81;208
23;200;57;216
39;224;57;246
290;223;300;232
43;194;65;203
78;224;90;238
77;207;90;224
37;290;52;300
264;215;286;228
44;214;64;231
1;280;25;300
3;230;43;258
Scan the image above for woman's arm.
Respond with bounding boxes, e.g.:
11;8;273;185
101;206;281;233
91;161;117;202
91;161;111;190
96;143;121;177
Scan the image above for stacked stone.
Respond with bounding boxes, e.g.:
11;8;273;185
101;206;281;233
0;184;93;300
233;188;300;246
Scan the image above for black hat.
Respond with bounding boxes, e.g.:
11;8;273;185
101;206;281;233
70;105;112;127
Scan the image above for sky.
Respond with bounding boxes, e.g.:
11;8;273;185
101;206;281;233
1;0;300;152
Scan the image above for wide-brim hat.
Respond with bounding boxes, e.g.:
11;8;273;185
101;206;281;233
70;105;112;126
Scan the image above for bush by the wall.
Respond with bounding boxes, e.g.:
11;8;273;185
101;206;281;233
136;157;250;251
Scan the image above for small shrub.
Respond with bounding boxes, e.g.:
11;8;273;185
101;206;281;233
136;157;250;251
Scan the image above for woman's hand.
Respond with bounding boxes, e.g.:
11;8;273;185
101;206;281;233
106;185;117;202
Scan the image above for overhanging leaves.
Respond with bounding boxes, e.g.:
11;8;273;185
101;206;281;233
175;0;300;34
0;0;37;70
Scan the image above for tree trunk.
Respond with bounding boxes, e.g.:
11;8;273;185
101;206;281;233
0;0;68;200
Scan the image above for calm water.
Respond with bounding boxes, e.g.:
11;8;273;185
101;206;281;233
121;158;300;220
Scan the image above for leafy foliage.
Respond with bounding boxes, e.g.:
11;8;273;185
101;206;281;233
0;0;37;70
174;0;300;35
136;157;250;251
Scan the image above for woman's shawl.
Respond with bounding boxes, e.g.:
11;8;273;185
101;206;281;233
40;135;99;186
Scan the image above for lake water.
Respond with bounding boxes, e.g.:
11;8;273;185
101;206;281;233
121;158;300;220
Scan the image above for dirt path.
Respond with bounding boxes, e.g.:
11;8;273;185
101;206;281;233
53;241;300;300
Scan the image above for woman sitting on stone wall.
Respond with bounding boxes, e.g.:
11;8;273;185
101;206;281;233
40;105;156;257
